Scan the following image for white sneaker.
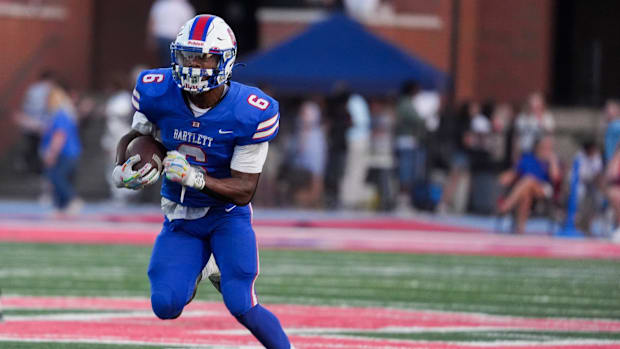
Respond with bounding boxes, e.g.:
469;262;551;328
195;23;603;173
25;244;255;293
204;254;221;292
187;254;221;306
395;194;415;216
65;198;84;216
612;228;620;244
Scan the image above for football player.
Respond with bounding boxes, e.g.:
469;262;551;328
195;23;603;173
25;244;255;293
112;15;291;348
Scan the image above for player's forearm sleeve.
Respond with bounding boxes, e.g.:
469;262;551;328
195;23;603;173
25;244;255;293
230;142;269;174
131;111;155;136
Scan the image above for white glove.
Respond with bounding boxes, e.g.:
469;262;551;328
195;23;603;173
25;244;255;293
112;154;160;190
163;151;205;190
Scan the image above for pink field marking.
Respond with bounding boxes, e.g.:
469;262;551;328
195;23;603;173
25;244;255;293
252;218;484;233
2;220;620;259
0;222;156;245
4;296;620;332
2;296;620;348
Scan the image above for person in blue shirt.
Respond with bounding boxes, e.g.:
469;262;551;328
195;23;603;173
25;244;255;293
604;99;620;163
497;135;560;234
14;70;56;174
112;15;291;348
39;86;82;213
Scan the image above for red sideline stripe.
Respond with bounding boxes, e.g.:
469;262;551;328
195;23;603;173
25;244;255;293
2;223;620;259
24;214;486;233
190;16;210;41
253;219;485;233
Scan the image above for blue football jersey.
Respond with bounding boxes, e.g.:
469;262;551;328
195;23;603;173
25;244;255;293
132;68;279;208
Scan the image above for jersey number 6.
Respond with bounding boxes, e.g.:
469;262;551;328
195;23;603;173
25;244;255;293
177;144;207;167
143;73;164;83
247;94;269;110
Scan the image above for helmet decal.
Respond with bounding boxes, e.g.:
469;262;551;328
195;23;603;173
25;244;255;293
188;15;215;41
170;15;237;93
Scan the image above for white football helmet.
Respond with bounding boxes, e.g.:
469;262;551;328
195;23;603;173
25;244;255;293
170;15;237;93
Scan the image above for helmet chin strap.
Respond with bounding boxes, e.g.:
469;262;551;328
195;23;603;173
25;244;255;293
186;82;229;109
188;89;206;96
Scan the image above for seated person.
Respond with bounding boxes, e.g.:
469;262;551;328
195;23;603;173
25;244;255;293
497;135;560;234
574;140;603;235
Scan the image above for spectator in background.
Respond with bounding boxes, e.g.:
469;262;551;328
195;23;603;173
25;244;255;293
413;87;441;133
605;144;620;243
40;86;82;215
101;69;143;204
497;135;560;235
437;102;474;214
467;101;493;170
470;101;491;135
515;92;555;155
604;99;620;163
394;81;426;211
488;103;513;167
291;101;327;207
468;101;502;214
148;0;195;67
12;70;55;174
368;98;395;211
324;89;351;208
497;103;518;170
66;83;97;125
344;0;380;19
340;93;372;209
573;140;603;235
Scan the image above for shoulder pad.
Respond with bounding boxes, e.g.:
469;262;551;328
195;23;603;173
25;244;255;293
233;84;278;123
132;68;175;114
232;83;280;145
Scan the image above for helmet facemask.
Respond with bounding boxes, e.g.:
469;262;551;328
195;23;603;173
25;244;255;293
170;44;236;94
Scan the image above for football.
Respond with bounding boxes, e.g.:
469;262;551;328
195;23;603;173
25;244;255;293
125;135;167;173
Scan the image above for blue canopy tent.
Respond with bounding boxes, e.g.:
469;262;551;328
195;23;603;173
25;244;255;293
234;13;448;95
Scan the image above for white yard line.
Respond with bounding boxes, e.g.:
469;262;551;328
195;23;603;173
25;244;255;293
0;337;261;348
5;310;223;321
443;339;620;346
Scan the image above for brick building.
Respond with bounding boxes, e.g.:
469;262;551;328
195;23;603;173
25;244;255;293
258;0;553;104
1;0;618;118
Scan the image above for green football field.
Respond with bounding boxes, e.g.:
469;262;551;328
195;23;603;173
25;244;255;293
1;242;620;348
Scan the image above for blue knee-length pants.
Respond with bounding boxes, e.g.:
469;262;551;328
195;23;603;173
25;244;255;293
148;205;259;318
